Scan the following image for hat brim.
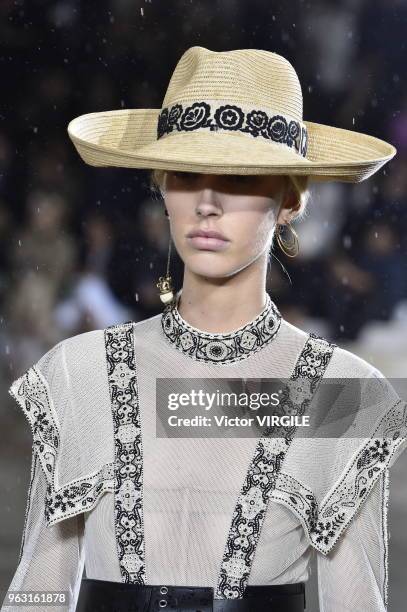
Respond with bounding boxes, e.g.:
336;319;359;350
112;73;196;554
67;108;396;183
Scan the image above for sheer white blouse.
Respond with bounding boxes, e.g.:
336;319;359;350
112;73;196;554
2;291;406;612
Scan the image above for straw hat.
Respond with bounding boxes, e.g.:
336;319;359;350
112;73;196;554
67;46;396;183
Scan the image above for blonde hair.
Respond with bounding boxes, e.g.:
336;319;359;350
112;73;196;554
149;169;310;222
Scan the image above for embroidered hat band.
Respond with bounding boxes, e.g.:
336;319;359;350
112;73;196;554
157;100;308;158
67;46;396;183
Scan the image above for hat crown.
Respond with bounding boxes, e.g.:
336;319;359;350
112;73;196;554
162;46;304;121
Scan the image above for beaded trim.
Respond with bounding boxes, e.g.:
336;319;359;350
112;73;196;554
8;365;115;528
18;448;38;564
382;468;390;608
104;322;146;583
269;398;406;556
161;291;282;365
214;333;336;598
157;100;308;158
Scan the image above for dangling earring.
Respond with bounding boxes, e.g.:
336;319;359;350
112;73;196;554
156;208;175;303
275;222;300;257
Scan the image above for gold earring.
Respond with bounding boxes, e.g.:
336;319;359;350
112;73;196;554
275;222;299;257
156;211;175;303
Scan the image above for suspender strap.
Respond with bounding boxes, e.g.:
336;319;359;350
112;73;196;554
215;334;336;598
105;322;146;583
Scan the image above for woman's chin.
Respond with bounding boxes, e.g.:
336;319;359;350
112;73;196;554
183;260;243;279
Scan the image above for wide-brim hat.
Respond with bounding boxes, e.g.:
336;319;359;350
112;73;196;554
67;46;396;183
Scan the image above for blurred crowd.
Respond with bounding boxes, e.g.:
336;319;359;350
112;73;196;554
0;0;407;377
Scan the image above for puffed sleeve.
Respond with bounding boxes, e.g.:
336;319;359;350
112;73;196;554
1;341;86;612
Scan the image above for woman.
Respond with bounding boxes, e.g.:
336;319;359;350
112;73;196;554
3;47;406;612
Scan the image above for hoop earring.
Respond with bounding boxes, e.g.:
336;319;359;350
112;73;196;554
275;222;299;258
156;209;175;303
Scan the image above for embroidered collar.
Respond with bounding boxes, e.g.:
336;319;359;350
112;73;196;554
161;290;282;365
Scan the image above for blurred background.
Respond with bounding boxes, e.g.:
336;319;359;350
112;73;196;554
0;0;406;610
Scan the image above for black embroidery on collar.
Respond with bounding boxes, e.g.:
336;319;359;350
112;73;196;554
161;292;282;365
157;101;308;158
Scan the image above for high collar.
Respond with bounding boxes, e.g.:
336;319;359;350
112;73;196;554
161;289;282;365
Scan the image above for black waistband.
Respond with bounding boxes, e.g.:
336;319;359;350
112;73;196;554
76;578;306;612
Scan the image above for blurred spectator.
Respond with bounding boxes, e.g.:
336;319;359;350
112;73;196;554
5;191;77;369
54;210;134;332
358;221;406;319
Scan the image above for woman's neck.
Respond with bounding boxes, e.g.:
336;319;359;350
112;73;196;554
177;274;269;335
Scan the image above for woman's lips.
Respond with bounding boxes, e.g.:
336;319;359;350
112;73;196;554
187;235;230;251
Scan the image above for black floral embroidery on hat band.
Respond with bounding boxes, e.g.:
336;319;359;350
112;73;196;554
157;101;308;157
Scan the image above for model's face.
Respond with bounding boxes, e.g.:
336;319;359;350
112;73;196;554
163;171;289;279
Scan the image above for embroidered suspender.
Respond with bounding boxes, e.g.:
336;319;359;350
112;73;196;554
104;323;336;590
105;322;146;583
214;333;335;599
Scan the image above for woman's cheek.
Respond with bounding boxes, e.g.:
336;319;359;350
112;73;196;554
245;218;273;253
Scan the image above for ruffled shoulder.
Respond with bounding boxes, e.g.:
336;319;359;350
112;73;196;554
270;346;407;556
8;331;115;528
